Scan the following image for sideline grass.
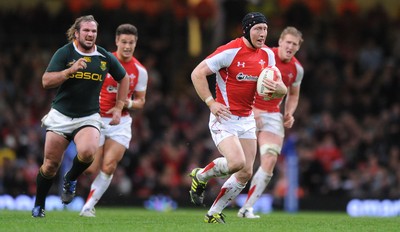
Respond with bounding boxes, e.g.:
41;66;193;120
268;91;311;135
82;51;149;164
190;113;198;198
1;207;399;232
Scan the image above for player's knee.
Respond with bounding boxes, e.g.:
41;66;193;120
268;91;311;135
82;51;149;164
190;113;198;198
260;143;281;156
228;159;245;173
235;169;252;183
77;147;97;162
41;162;60;176
242;169;253;181
102;163;117;175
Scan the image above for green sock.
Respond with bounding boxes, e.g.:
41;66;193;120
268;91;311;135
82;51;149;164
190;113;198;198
65;155;93;181
34;170;54;208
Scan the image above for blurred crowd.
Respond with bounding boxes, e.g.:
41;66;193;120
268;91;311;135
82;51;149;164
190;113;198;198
0;0;399;208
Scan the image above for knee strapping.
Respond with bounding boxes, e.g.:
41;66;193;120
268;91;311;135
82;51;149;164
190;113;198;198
259;144;281;156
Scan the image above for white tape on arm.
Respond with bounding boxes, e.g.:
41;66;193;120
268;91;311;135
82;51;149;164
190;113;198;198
204;96;214;106
127;99;133;109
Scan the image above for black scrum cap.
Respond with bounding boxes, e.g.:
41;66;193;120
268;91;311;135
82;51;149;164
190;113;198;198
241;12;267;48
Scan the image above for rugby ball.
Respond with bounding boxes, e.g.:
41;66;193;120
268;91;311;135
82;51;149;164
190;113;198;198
256;66;286;99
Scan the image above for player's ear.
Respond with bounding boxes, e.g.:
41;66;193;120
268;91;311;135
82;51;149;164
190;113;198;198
278;38;283;46
115;35;119;45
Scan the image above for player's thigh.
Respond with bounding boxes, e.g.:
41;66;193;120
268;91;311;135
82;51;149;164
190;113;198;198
219;138;257;183
256;112;284;137
74;126;101;158
258;131;283;147
217;136;246;167
43;131;69;161
235;138;257;181
240;138;257;168
43;131;70;173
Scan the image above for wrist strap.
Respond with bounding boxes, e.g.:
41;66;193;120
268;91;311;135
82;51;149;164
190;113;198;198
204;96;213;106
127;99;133;109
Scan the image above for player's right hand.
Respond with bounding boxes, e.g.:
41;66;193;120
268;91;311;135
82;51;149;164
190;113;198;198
70;58;87;73
209;102;231;122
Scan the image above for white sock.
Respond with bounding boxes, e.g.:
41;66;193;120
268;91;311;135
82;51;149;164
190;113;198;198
208;175;245;215
197;157;229;182
242;167;272;209
82;171;113;210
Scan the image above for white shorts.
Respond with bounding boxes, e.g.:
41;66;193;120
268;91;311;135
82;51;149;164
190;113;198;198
208;113;256;146
99;116;132;149
41;108;103;140
254;111;284;138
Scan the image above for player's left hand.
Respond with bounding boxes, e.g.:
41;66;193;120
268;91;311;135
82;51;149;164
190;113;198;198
106;107;122;125
263;78;277;93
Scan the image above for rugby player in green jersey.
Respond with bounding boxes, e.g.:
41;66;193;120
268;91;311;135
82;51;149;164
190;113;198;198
32;15;129;218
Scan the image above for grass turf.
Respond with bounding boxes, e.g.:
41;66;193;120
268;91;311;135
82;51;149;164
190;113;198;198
1;207;399;232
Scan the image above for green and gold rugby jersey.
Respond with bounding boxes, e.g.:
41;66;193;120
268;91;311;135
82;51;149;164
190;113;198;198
45;42;126;118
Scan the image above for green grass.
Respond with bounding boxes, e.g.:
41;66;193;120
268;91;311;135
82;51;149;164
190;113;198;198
1;207;399;232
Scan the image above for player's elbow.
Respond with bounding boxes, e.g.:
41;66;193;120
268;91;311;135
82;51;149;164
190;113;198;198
190;71;198;83
42;78;52;89
137;99;146;109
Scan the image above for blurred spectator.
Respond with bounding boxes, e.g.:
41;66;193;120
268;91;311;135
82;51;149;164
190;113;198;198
314;133;344;173
297;142;325;195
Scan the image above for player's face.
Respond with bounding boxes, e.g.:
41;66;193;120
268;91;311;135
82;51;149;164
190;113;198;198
278;34;301;62
75;21;98;52
116;34;137;62
250;23;268;49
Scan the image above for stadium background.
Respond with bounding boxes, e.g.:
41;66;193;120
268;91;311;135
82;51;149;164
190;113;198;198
0;0;399;213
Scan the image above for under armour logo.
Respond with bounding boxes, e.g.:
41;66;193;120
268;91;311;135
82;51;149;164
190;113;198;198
237;62;245;67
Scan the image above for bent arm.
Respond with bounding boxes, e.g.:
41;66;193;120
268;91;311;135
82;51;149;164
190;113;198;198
107;74;130;125
191;60;215;106
283;85;300;128
116;74;130;109
284;85;300;116
127;90;146;110
42;58;87;89
42;70;70;89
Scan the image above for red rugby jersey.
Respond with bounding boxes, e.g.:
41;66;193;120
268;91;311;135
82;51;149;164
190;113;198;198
99;52;148;117
205;38;275;116
254;47;303;112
